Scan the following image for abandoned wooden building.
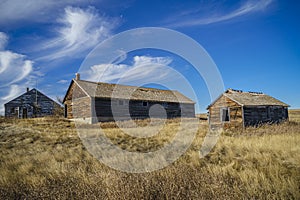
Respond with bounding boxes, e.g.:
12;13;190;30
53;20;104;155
63;74;195;123
207;89;289;129
4;88;61;118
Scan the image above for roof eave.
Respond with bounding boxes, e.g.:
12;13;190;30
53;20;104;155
92;95;195;104
62;79;74;103
3;89;34;105
243;104;290;107
206;93;244;110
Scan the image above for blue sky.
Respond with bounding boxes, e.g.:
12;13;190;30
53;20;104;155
0;0;299;114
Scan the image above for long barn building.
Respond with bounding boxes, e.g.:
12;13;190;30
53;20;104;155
207;89;289;130
63;74;195;123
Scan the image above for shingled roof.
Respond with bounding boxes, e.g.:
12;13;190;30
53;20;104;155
72;79;195;104
208;89;289;108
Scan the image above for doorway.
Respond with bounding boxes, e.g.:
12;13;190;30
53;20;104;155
22;108;28;118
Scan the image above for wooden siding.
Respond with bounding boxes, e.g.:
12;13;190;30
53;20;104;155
244;106;288;126
181;103;196;118
94;98;114;121
64;82;90;119
72;97;91;119
64;82;87;102
4;89;60;118
208;95;243;129
92;98;194;122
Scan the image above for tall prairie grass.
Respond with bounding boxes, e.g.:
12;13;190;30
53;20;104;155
0;110;299;199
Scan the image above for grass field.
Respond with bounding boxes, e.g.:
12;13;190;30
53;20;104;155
0;110;299;199
289;109;300;122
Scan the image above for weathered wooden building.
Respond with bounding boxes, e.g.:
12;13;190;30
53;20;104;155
4;88;61;118
207;89;289;129
63;74;195;123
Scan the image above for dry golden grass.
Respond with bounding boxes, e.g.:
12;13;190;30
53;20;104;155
0;110;299;199
289;109;300;122
196;113;208;120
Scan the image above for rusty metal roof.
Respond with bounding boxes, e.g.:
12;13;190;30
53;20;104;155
74;79;195;104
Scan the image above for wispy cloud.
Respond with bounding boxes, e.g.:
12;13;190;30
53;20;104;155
0;51;33;86
0;0;87;26
0;32;8;50
0;32;38;115
83;56;174;84
164;0;274;28
38;6;118;61
0;5;119;114
57;79;69;84
1;85;22;101
81;55;197;104
0;84;22;115
0;33;33;87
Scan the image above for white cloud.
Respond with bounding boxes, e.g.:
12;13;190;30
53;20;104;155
0;0;87;25
81;55;198;107
57;79;69;84
1;85;22;101
165;0;274;27
38;6;118;60
0;50;33;86
0;32;8;50
0;84;22;115
0;32;36;115
84;56;174;84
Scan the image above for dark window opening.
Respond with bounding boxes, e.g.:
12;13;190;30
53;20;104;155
10;107;15;114
221;108;229;122
142;101;148;107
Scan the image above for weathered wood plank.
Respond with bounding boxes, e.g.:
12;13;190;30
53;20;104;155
5;89;61;118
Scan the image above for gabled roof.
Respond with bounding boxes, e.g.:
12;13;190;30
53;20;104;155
64;79;195;104
207;89;289;109
4;88;60;106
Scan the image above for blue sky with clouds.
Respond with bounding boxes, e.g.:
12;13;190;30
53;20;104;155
0;0;299;114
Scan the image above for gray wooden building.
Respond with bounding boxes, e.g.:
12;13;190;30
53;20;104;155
207;89;289;129
63;74;195;123
4;88;61;118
